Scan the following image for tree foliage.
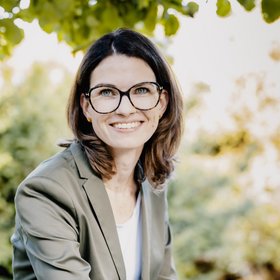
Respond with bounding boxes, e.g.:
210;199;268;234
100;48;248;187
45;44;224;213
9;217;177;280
169;74;280;279
0;62;72;277
0;0;279;59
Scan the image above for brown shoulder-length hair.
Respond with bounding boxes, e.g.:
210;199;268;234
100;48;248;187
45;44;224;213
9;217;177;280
67;28;184;189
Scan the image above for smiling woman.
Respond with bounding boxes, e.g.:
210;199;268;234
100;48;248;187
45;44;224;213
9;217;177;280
11;28;184;280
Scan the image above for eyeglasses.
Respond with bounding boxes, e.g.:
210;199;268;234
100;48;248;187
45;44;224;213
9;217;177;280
84;81;163;114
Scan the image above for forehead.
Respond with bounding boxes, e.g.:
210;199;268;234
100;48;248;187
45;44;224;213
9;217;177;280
90;55;156;88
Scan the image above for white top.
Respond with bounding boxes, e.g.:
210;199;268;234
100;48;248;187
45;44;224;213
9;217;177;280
116;193;142;280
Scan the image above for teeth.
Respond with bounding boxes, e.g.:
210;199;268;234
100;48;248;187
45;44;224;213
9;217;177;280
113;122;140;129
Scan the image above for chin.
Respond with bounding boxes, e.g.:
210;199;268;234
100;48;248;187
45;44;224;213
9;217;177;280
108;141;145;151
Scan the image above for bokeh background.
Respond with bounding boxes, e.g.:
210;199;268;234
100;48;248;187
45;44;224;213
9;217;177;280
1;0;280;279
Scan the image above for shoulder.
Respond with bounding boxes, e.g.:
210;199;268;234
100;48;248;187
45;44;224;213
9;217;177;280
25;145;76;182
141;180;168;218
142;180;167;202
14;143;89;210
13;144;91;237
19;141;91;189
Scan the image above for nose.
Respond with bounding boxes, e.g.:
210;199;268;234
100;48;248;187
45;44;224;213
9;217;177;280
115;95;137;115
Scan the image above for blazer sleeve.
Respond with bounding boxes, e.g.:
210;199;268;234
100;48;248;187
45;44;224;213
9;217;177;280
13;176;91;280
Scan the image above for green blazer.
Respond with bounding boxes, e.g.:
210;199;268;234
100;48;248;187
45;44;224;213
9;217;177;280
12;142;177;279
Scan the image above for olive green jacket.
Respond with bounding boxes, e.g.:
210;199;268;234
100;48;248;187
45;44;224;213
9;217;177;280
11;142;177;279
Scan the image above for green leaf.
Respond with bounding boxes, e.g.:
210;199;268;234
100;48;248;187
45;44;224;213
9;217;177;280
0;18;24;49
36;1;64;34
216;0;232;17
120;8;143;27
137;0;150;9
100;7;124;31
53;0;76;14
262;0;280;23
143;2;158;32
0;18;24;59
182;2;199;17
17;8;36;23
237;0;256;11
86;15;98;26
163;14;180;36
0;0;18;12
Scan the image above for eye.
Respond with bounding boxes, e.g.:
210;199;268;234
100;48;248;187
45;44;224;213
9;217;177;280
99;88;117;97
134;87;149;95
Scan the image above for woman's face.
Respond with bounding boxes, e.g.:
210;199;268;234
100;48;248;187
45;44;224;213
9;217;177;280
80;54;168;153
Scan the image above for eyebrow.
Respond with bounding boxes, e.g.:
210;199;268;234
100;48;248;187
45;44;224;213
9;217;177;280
89;81;158;91
90;83;116;89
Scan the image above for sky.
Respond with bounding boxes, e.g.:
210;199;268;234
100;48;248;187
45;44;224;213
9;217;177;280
170;1;279;95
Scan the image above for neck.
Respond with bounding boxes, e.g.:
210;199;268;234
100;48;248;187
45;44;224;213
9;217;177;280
104;147;142;193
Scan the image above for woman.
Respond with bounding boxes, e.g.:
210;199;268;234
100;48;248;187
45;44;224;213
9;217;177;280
12;28;183;280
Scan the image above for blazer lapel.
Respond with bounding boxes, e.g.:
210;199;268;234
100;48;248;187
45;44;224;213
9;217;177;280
70;142;126;279
83;178;126;279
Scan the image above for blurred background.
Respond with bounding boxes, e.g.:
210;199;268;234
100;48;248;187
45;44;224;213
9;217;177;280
0;0;280;279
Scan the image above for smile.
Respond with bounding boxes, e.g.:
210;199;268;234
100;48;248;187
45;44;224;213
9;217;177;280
111;121;142;129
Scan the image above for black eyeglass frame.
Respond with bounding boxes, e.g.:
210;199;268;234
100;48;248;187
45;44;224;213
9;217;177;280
84;81;164;114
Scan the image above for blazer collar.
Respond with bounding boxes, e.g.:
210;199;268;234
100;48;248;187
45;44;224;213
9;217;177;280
69;141;96;179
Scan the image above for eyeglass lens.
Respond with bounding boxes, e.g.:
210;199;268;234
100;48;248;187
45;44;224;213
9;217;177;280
88;82;161;114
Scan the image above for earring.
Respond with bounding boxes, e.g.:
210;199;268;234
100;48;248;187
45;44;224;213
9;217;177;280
87;117;92;123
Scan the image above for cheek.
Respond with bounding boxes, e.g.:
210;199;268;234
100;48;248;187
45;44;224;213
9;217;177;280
92;121;101;133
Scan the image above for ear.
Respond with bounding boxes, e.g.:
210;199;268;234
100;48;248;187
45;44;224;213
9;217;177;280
80;94;92;120
158;90;169;116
